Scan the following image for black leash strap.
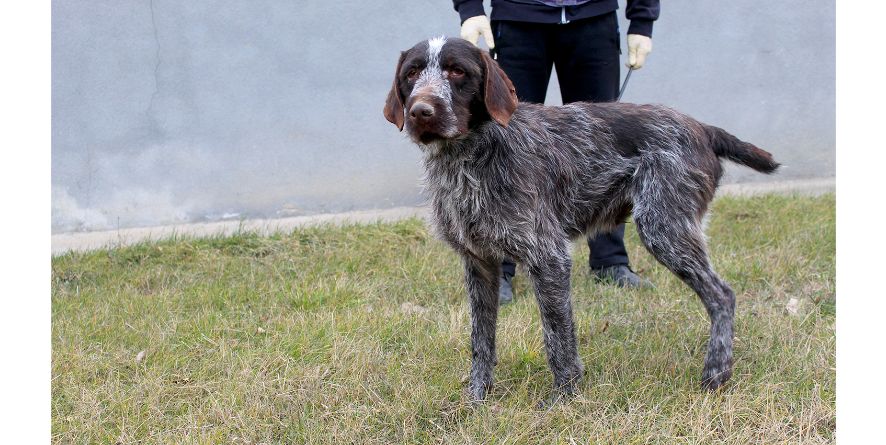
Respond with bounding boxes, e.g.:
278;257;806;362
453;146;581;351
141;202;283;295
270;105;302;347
617;67;634;102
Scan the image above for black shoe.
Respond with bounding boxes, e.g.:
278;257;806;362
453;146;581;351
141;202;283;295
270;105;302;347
499;275;514;305
591;265;653;288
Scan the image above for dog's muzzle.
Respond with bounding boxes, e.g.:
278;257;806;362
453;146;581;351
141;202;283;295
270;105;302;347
405;93;454;143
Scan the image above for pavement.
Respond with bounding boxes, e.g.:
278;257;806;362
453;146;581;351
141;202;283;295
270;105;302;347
51;177;834;256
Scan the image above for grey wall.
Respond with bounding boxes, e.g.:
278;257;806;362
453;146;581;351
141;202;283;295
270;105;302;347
52;1;835;232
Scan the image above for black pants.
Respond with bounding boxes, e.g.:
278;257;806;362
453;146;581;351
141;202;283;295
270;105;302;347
492;12;630;277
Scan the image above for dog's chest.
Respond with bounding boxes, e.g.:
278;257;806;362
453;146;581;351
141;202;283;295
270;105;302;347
425;159;497;254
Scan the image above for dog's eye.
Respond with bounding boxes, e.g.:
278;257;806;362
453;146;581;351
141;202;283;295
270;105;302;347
406;68;420;80
448;67;465;78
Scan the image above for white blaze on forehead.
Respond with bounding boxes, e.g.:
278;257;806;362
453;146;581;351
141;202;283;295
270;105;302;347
426;36;446;68
408;36;458;138
412;36;453;109
411;36;447;95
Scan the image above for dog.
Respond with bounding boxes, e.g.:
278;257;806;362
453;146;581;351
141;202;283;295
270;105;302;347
383;37;779;403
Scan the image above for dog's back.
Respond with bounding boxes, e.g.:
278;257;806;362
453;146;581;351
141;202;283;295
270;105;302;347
430;100;778;246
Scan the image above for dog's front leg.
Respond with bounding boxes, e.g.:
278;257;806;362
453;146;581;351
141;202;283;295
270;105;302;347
463;254;501;402
527;250;584;402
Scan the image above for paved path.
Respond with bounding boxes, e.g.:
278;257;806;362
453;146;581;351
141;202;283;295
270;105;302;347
51;178;834;256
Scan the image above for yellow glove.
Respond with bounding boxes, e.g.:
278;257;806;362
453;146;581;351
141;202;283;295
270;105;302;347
460;15;495;49
627;34;653;69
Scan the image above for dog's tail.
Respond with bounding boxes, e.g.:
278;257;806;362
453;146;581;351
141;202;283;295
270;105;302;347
705;125;780;174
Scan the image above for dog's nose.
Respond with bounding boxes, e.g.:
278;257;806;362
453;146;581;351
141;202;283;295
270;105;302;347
409;102;435;119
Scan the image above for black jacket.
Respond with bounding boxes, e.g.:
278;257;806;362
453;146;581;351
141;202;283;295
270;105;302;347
453;0;659;37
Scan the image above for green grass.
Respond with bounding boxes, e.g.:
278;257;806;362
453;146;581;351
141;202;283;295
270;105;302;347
51;194;835;444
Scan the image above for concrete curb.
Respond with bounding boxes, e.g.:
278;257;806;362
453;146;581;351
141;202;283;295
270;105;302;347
52;177;833;256
715;177;835;197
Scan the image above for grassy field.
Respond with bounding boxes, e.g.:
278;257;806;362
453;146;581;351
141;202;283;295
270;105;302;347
51;194;835;444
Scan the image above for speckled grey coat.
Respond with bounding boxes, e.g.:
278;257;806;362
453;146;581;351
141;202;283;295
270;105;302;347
384;37;779;403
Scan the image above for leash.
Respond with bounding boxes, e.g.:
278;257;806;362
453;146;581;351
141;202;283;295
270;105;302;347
617;67;634;102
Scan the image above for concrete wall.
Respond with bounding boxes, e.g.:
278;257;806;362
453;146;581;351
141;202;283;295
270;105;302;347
52;1;835;232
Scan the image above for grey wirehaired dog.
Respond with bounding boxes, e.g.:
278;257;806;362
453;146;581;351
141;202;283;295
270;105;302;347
383;37;779;403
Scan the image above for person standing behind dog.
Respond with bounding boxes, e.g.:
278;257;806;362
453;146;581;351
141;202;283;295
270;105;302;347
453;0;660;303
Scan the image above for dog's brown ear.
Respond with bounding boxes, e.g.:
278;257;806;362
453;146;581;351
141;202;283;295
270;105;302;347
482;51;518;127
383;52;406;131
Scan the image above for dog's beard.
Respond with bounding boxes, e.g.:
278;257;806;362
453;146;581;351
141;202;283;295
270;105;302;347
406;116;460;145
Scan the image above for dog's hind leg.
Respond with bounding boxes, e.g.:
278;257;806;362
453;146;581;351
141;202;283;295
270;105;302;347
633;206;736;390
526;243;585;400
463;254;501;401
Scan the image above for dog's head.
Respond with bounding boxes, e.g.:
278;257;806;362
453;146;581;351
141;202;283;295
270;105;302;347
383;37;518;144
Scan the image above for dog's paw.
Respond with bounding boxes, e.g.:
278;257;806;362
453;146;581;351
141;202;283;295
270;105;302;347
465;379;491;403
701;364;733;391
552;361;584;393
